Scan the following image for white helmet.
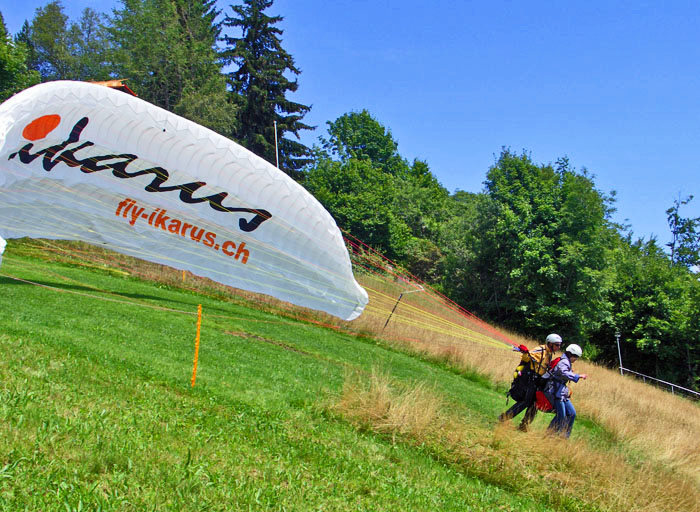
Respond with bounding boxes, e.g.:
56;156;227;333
566;344;583;357
545;333;562;345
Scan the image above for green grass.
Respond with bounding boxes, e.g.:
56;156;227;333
0;245;624;510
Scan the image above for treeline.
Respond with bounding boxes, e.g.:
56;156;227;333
2;0;700;390
308;112;700;391
0;0;311;177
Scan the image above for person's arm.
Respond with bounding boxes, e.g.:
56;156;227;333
552;359;579;382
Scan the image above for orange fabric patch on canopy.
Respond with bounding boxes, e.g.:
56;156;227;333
90;79;137;97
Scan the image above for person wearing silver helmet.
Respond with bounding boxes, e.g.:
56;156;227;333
546;343;588;438
499;333;563;431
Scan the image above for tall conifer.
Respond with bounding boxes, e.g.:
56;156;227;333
14;21;40;75
221;0;312;180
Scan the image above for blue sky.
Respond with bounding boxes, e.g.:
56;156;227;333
3;0;699;248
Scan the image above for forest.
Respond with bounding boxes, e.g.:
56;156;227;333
1;0;699;390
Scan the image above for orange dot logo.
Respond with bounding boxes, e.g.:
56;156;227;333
22;114;61;141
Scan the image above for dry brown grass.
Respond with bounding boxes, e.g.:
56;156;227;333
572;359;700;484
333;369;442;444
342;279;700;491
334;370;700;512
368;327;700;490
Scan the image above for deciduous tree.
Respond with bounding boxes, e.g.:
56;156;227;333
21;2;110;82
109;0;236;135
466;150;614;342
600;236;694;385
0;11;40;101
28;0;74;80
321;110;405;175
666;194;700;268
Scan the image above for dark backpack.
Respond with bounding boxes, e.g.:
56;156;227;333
507;367;536;402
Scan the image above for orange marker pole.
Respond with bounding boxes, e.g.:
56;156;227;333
191;304;202;387
182;270;186;283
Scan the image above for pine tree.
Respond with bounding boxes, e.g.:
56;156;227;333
14;21;40;74
70;8;111;81
221;0;312;180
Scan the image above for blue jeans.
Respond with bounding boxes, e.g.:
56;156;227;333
548;399;576;438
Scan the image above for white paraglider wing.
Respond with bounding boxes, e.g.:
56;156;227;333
0;81;368;320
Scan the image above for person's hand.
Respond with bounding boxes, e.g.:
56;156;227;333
580;374;588;380
518;344;529;353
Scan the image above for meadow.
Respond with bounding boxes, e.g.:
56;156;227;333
0;239;698;511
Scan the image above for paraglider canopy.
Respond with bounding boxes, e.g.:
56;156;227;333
0;81;368;320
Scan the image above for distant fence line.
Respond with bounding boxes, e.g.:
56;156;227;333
620;367;700;401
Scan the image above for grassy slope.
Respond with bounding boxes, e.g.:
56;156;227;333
0;248;643;511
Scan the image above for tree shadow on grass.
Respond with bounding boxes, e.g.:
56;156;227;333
0;275;309;325
0;275;195;307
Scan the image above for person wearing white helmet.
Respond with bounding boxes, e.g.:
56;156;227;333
546;343;588;438
499;333;563;430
